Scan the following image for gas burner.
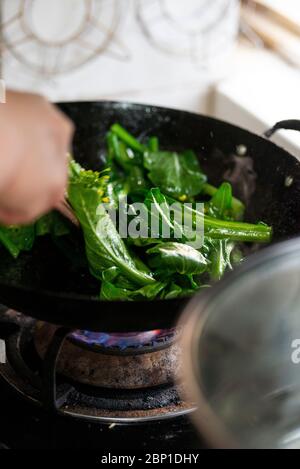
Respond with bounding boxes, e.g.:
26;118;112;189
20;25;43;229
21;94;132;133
35;322;180;389
0;309;195;423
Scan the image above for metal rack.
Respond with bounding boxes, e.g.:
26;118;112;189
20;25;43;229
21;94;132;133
1;0;127;77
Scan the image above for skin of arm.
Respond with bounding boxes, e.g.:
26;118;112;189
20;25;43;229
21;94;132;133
0;90;74;225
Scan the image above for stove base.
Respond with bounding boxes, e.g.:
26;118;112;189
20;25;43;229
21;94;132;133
0;375;203;449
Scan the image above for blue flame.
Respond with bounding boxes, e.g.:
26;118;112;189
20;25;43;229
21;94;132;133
70;329;173;350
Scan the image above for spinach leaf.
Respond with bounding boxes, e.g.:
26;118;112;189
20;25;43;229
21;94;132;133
68;161;155;287
105;180;129;210
127;237;162;248
0;224;35;258
127;166;148;193
207;182;233;219
143;149;207;199
169;197;271;243
145;188;271;244
100;266;166;301
144;188;186;241
0;210;69;258
202;182;245;220
147;242;208;275
159;281;198;300
160;282;184;300
35;211;70;237
204;183;244;280
204;238;235;281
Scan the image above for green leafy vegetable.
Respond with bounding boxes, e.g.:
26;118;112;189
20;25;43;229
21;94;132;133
35;211;70;237
202;182;245;220
0;211;69;258
0;225;35;258
144;188;185;241
108;132;141;169
144;149;207;200
127;166;148;192
100;278;166;301
207;182;233;220
0;123;272;302
147;242;208;275
68;160;155;287
99;266;166;300
145;188;271;244
148;136;159;152
111;123;146;153
204;238;235;281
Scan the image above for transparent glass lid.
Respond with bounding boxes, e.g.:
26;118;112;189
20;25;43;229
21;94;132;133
181;238;300;449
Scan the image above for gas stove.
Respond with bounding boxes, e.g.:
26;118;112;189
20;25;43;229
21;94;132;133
0;307;203;449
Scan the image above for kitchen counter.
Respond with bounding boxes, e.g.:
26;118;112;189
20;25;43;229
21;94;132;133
213;42;300;159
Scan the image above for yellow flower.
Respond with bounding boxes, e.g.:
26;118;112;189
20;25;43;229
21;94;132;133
179;194;187;202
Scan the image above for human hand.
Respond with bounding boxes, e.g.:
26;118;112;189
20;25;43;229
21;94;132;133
0;90;74;224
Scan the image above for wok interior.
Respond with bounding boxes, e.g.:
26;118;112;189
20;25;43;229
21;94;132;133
0;101;300;299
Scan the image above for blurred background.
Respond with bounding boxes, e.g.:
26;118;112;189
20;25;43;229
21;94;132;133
1;0;300;155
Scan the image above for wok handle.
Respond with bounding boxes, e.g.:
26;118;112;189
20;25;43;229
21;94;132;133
264;120;300;138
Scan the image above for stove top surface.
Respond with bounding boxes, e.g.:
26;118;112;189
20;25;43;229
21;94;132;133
0;307;204;450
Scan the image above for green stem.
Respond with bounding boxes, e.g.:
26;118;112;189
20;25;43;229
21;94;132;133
204;224;271;242
106;131;115;166
201;211;271;243
148;136;159;152
110;133;131;169
167;197;272;243
111;123;146;153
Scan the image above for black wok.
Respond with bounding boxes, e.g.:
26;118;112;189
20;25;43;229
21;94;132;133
0;102;299;332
